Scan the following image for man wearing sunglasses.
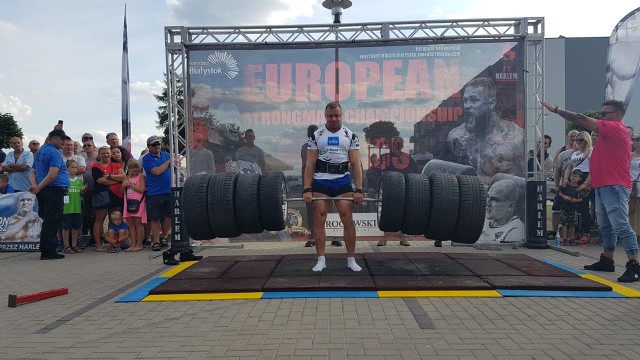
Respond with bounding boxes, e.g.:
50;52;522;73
542;99;639;282
77;133;93;159
142;136;172;251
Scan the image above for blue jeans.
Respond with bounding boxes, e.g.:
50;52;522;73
595;185;638;256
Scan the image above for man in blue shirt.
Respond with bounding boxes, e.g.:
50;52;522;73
2;137;35;192
29;129;70;260
142;135;172;251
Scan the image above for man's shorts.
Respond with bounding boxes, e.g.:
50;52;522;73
312;175;353;197
552;193;562;213
62;213;83;230
146;193;173;221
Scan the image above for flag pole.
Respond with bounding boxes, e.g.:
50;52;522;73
121;4;131;152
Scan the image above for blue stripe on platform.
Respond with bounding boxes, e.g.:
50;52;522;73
540;258;587;274
115;277;168;303
262;291;379;299
498;289;623;298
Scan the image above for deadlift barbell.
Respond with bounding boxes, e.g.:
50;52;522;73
181;170;486;244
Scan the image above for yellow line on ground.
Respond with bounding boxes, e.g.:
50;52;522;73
142;292;264;301
158;261;198;278
378;290;502;298
579;274;640;298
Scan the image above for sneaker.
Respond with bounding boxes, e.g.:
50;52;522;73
377;241;387;246
546;231;556;241
179;249;203;262
617;260;640;282
331;240;342;247
434;240;442;247
584;254;615;272
304;241;315;248
399;240;410;246
55;241;64;252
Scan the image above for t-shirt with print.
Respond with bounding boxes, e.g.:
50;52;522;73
307;125;360;180
64;176;83;214
569;150;591;173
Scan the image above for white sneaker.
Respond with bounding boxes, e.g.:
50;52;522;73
312;256;326;272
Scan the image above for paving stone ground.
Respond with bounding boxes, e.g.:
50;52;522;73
1;240;639;359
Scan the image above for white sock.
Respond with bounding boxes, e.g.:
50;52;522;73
347;257;362;272
312;256;326;272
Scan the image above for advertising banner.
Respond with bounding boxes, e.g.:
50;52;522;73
0;192;41;251
187;41;526;243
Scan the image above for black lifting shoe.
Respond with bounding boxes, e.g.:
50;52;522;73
617;260;640;283
584;254;615;272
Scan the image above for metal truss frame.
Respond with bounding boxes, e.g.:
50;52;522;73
165;18;545;185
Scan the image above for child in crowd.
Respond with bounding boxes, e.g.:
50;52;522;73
121;159;146;251
559;169;588;246
105;211;129;253
62;160;85;253
0;173;14;194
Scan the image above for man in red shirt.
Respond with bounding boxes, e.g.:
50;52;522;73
542;100;639;282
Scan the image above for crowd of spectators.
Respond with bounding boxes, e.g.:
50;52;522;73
0;129;173;255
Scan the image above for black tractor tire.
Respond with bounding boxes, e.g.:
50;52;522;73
181;174;215;240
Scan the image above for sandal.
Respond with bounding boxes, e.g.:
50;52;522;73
107;246;121;253
152;243;161;251
63;247;73;254
581;234;591;245
72;246;83;253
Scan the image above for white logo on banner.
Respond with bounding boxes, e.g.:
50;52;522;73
207;52;239;79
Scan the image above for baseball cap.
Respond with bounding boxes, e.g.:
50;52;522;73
147;135;161;145
48;129;71;140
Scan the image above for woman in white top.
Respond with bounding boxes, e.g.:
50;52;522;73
562;131;593;244
629;133;640;237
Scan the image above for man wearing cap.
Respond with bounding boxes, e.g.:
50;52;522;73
29;129;71;260
142;135;172;251
106;132;133;164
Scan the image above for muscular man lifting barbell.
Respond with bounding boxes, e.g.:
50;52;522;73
303;101;364;272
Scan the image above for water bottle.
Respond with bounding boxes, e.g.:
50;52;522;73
555;232;561;247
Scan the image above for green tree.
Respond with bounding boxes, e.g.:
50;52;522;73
362;121;400;149
154;76;185;149
566;110;599;135
0;113;24;148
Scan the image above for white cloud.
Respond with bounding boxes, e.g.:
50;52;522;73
0;94;32;122
130;80;164;99
167;0;316;26
0;20;19;40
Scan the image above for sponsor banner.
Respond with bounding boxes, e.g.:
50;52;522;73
325;213;383;237
0;193;41;252
185;40;526;244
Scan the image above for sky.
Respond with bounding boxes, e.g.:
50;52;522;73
0;0;637;156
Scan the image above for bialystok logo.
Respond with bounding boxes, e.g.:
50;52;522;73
207;52;239;79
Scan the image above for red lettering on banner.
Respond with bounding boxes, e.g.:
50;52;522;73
434;59;461;97
244;64;263;102
404;59;431;98
382;60;403;99
295;64;322;102
324;62;352;101
354;61;380;101
265;64;292;103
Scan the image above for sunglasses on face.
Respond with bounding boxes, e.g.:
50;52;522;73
82;137;93;141
599;110;617;117
633;138;640;142
82;144;93;148
149;143;161;147
30;142;40;146
575;139;585;143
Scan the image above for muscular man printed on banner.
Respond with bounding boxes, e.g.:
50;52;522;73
0;192;42;241
445;77;524;184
